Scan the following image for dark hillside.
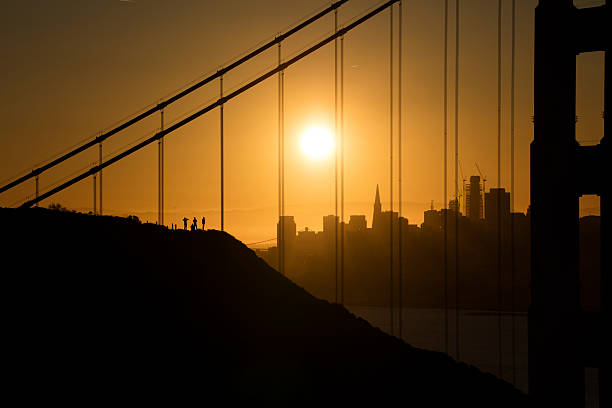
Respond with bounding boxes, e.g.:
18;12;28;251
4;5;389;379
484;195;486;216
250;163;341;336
1;207;530;405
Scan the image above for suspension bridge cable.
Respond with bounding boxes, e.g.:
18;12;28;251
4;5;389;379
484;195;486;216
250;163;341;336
335;8;339;303
398;0;403;340
497;0;503;379
278;42;282;275
510;0;517;386
389;2;395;337
93;137;98;215
159;109;164;226
98;138;103;215
13;126;158;208
220;75;225;231
443;0;449;355
340;34;345;305
0;0;349;197
161;112;163;225
93;174;96;214
18;0;401;209
278;41;285;275
35;176;39;207
455;0;460;361
246;237;277;246
281;69;285;275
281;68;285;276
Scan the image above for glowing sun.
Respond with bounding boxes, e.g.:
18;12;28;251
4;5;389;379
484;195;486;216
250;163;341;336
300;126;334;159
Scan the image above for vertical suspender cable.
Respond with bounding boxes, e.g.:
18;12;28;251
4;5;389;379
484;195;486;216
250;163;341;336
454;0;460;360
280;43;286;276
277;42;281;274
281;63;285;275
510;0;517;386
159;109;165;226
335;9;339;303
35;176;39;208
497;0;503;379
99;141;103;215
443;0;449;355
157;113;163;225
161;110;164;226
389;2;394;337
278;42;284;275
341;34;345;305
220;75;224;231
93;174;96;214
398;0;403;340
281;60;285;275
601;4;609;404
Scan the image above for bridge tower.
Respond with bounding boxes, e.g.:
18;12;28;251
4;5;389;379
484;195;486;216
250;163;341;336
530;1;608;406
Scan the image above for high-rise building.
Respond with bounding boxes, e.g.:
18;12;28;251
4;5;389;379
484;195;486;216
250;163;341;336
348;215;367;232
323;214;339;235
485;188;510;229
372;184;382;231
297;227;315;240
423;208;441;230
277;215;296;256
466;175;483;220
296;227;317;255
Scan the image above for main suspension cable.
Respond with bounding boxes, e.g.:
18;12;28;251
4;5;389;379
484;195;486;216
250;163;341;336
18;0;401;209
0;0;350;198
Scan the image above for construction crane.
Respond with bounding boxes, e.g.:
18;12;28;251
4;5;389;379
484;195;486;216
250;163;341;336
475;162;487;193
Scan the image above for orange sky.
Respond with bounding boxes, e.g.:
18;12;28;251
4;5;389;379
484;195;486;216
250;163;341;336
0;0;604;243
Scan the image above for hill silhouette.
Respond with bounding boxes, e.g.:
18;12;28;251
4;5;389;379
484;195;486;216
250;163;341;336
2;207;531;405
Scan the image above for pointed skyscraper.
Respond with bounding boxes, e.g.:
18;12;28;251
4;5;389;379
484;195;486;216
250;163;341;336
373;184;382;231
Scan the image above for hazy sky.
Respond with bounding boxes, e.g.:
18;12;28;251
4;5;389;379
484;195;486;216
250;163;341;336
0;0;604;243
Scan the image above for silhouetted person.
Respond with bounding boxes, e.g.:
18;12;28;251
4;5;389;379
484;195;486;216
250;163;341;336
193;217;197;230
202;217;206;230
183;217;188;230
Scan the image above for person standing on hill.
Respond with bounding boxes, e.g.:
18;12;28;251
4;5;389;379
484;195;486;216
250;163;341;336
192;217;198;231
183;217;188;230
202;216;206;230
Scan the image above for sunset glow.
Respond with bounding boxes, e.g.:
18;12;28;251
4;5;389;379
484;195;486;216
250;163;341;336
300;126;334;159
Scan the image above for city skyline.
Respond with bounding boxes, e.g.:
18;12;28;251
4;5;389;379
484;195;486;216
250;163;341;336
0;1;606;404
262;182;524;249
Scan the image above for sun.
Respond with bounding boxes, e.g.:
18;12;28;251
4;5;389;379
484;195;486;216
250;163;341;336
301;126;334;159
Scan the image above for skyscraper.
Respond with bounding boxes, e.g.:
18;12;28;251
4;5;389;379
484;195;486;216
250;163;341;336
277;215;296;258
466;175;483;220
348;215;367;232
372;184;382;231
323;214;339;235
423;208;441;231
485;188;510;230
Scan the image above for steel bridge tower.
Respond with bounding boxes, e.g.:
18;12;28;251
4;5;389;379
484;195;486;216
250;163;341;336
530;1;608;406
